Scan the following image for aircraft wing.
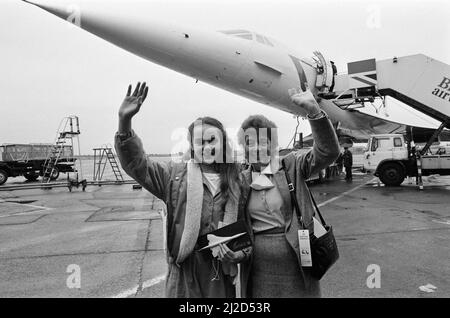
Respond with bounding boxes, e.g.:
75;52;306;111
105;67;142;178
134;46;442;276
302;109;450;146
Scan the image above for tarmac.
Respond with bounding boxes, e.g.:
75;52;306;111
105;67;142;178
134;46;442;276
0;171;449;298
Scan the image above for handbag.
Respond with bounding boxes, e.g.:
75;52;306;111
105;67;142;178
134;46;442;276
281;159;339;280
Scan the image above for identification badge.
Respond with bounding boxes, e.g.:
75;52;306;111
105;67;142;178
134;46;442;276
298;230;312;267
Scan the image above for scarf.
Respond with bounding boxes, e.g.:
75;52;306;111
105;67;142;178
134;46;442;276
176;159;239;264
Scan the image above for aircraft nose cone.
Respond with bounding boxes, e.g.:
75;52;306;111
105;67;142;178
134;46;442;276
22;0;184;71
22;0;80;22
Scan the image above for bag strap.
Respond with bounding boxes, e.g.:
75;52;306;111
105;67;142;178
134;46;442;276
281;159;327;227
307;187;327;226
281;159;304;228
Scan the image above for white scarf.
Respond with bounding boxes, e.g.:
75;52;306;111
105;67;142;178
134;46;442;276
176;159;239;264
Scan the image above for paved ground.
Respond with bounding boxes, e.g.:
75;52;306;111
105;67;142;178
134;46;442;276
315;174;450;298
0;172;449;298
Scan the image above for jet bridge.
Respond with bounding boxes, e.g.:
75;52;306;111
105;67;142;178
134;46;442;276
328;54;450;128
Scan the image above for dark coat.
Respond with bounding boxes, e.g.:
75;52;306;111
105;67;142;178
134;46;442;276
343;149;353;167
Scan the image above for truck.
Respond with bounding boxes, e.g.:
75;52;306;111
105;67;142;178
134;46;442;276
0;143;77;185
318;53;450;188
363;133;450;186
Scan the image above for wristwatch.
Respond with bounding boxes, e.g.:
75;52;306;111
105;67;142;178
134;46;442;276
117;130;133;142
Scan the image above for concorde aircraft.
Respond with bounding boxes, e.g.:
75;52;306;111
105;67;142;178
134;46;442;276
22;0;445;144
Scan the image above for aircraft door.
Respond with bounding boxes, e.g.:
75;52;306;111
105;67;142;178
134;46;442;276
313;51;335;93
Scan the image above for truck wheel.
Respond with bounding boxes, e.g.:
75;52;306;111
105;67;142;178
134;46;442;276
24;172;39;182
49;168;60;181
379;163;405;186
43;167;60;181
0;169;8;185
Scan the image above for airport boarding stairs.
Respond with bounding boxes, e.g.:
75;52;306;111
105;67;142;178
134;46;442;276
324;54;450;156
327;54;450;129
93;146;124;182
42;116;80;183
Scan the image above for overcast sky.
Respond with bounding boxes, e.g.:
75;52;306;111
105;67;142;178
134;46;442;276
1;0;449;154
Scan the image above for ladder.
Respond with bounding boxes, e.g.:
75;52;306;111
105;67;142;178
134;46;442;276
42;116;80;183
93;146;124;182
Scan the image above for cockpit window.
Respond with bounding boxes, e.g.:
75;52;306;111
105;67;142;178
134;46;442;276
255;33;275;47
219;30;275;46
219;29;250;35
219;29;254;41
255;33;265;44
263;36;274;47
235;33;253;40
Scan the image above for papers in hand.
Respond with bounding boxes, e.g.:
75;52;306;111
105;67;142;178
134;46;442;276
199;232;247;252
313;217;327;238
196;219;252;253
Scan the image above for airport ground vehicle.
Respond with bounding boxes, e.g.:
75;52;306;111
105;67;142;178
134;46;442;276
330;54;450;188
363;133;450;186
0;116;81;186
0;144;77;185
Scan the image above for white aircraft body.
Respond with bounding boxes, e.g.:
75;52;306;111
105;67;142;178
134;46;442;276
22;0;435;141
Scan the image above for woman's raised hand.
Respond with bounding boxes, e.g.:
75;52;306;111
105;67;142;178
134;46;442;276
288;81;321;117
118;82;149;120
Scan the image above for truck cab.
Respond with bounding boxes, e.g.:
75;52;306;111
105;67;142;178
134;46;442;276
364;134;409;171
364;133;450;186
363;134;411;186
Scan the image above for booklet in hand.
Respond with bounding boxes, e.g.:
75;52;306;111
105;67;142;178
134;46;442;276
197;219;252;252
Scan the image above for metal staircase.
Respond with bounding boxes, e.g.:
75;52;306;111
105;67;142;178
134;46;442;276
93;146;124;182
42;116;80;183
